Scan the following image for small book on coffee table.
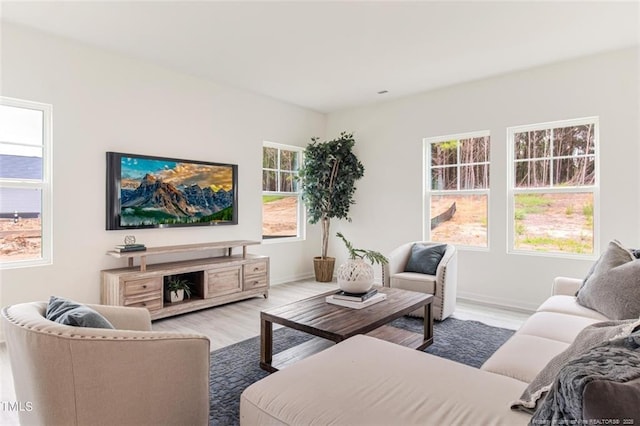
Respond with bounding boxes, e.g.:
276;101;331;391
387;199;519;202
326;292;387;309
333;288;378;302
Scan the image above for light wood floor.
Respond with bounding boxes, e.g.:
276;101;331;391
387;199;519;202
0;279;530;425
153;279;531;349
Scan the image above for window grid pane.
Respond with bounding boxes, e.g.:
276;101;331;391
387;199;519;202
514;130;551;161
431;166;458;190
279;150;298;172
279;171;298;193
460;164;489;190
431;193;488;247
262;170;276;191
262;195;299;238
431;141;458;166
0;180;44;262
0;105;43;146
0;151;44;180
513;192;594;254
514;159;551;188
262;147;277;169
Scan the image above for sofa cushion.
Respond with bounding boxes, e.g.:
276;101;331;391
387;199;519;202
577;240;640;320
240;335;530;425
537;295;609;321
404;243;446;275
517;311;603;344
45;296;114;329
481;334;569;383
511;318;640;413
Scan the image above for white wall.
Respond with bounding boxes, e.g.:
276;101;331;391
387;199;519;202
328;47;640;311
2;22;638;332
0;23;325;321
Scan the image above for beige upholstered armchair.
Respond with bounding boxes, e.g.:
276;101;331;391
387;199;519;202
383;242;458;320
1;302;210;426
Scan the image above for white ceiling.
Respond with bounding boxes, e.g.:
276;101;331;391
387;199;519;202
2;1;639;113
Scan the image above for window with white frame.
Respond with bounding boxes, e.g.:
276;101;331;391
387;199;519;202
262;142;304;240
0;97;52;268
508;117;598;256
425;131;490;247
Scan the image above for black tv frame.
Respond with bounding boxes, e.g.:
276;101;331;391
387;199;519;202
106;151;238;230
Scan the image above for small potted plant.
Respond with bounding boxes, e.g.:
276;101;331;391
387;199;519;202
335;232;388;293
165;276;192;303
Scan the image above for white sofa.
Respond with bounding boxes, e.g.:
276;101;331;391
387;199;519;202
240;277;609;425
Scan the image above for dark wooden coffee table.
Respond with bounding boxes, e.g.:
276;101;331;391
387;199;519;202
260;286;433;372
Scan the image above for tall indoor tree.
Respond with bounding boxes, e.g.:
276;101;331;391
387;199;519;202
298;132;365;282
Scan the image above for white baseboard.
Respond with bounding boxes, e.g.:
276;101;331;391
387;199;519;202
457;291;538;314
270;272;315;286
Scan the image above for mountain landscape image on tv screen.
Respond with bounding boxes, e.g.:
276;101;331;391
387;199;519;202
118;155;236;228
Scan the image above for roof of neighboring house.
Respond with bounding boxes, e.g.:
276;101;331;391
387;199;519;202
0;154;42;180
0;154;42;214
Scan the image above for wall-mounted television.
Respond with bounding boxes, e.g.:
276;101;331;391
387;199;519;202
106;152;238;230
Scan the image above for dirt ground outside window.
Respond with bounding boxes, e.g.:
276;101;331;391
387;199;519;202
430;192;593;254
0;218;41;261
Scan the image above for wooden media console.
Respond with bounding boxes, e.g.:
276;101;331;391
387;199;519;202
101;240;269;320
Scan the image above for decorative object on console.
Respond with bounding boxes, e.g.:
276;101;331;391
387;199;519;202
113;244;146;253
165;276;192;303
297;132;364;282
335;232;388;293
106;152;238;230
576;240;640;320
114;235;146;252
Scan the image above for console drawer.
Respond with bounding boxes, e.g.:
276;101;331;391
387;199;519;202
123;277;162;297
244;275;268;290
244;261;267;277
124;294;163;312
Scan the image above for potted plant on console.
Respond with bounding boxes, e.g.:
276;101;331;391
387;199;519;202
336;232;388;293
298;132;365;282
165;276;192;303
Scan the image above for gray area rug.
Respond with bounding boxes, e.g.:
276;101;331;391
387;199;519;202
209;316;515;425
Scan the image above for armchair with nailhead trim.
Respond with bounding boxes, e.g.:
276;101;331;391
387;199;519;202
383;242;458;320
1;302;210;426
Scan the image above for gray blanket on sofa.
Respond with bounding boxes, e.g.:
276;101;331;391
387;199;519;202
512;319;640;413
530;330;640;424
